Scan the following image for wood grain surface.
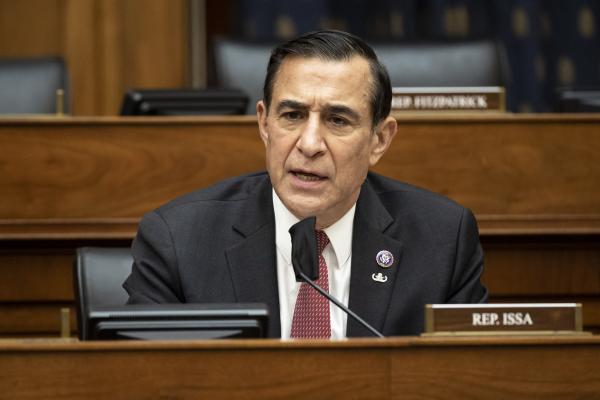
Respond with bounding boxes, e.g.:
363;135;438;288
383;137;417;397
0;115;599;233
0;115;599;336
1;336;599;399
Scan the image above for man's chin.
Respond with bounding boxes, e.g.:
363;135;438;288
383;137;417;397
282;196;326;220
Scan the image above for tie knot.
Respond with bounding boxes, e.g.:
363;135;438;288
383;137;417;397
315;230;330;255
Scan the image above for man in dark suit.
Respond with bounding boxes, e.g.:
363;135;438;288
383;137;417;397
123;30;487;338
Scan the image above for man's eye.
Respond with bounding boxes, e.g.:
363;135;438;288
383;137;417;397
330;116;349;126
283;111;302;120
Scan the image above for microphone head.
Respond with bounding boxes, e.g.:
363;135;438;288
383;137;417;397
288;216;318;282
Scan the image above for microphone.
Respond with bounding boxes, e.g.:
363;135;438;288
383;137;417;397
289;217;384;338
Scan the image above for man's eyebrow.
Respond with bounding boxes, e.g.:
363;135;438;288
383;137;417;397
325;104;361;122
275;100;361;122
275;100;307;114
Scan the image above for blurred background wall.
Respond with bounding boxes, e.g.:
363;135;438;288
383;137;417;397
0;0;598;115
0;0;189;116
230;0;600;112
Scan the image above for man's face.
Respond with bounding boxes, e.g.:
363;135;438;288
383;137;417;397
257;56;396;228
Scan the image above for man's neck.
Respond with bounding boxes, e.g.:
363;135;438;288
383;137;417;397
277;195;360;229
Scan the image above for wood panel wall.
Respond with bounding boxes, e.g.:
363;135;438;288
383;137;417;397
0;0;189;116
2;338;600;399
0;115;599;337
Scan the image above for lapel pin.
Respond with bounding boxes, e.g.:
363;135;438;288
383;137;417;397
376;250;394;268
372;272;388;283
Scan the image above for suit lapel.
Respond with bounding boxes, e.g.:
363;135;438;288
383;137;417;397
225;177;281;338
221;175;405;338
347;180;403;337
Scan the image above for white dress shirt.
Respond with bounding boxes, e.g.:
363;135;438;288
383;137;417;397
273;190;355;339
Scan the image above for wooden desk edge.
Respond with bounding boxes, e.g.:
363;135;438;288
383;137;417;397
1;335;598;352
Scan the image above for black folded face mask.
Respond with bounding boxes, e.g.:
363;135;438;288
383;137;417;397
289;216;318;282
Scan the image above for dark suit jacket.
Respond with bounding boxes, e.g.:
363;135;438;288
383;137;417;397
123;171;487;338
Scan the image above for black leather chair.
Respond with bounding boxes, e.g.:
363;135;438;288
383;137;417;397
0;57;69;114
213;39;272;114
373;41;506;87
73;247;132;339
557;88;600;112
212;39;506;114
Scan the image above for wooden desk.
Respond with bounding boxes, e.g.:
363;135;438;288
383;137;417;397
1;336;599;399
0;115;599;336
1;115;599;234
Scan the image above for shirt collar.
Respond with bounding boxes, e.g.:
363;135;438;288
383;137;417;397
273;189;355;269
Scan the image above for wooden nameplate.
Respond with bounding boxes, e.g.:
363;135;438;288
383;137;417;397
424;303;585;336
391;86;505;113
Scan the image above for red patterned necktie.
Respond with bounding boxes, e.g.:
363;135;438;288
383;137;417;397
290;230;331;339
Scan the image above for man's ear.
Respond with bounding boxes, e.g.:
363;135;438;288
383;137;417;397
256;100;269;146
369;115;397;166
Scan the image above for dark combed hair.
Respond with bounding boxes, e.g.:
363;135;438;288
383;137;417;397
263;30;392;126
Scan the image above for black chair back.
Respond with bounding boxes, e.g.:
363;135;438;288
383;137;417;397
373;41;506;87
213;39;272;114
0;57;69;114
74;247;132;339
212;39;506;114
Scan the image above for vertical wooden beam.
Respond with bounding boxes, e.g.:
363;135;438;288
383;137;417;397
63;0;98;115
0;0;190;115
190;0;207;88
0;0;63;56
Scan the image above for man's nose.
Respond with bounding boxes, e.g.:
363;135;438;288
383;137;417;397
296;113;326;157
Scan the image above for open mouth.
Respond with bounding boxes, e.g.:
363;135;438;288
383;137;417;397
292;171;325;182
